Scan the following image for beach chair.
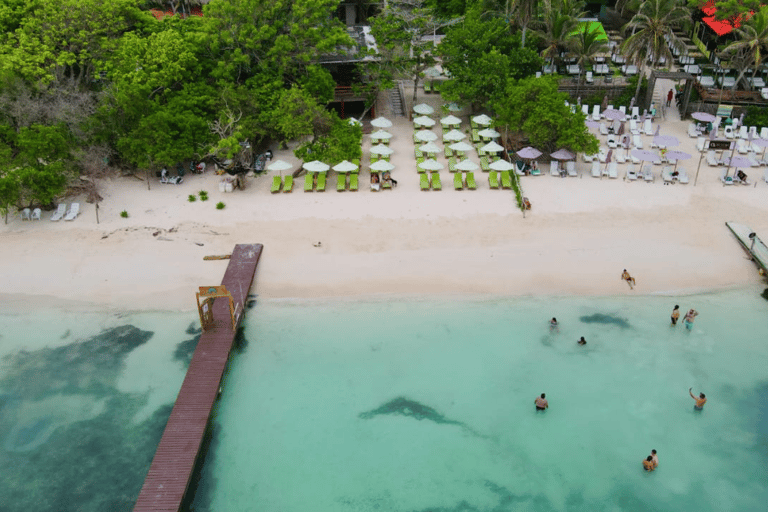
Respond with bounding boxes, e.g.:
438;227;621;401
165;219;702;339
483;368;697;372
724;125;735;139
352;158;360;169
432;81;441;93
31;208;41;220
631;106;640;120
444;146;453;158
420;173;430;190
592;105;600;121
349;174;358;191
626;164;637;180
600;123;609;135
608;161;618;179
738;126;748;139
550;161;560;176
619;106;627;117
736;140;749;154
21;208;31;220
632;135;643;149
382;176;392;189
530;163;541;176
50;203;66;221
642;168;654;182
304;173;314;191
582;105;589;117
316;173;327;191
453;172;463;190
761;127;768;139
423;81;432;93
591;160;601;177
688;124;699;138
720;169;733;185
63;202;80;221
662;166;674;183
514;161;526;176
607;134;617;148
696;137;706;152
598;149;609;163
270;175;282;193
719;150;732;166
431;172;442;190
283;175;293;192
615;151;627;164
678;169;689;184
629;120;640;135
566;161;577;177
480;157;490;172
466;172;477;190
489;170;499;189
706;150;719;166
501;171;512;189
337;174;347;191
448;159;457;172
643;119;653;135
586;71;594;84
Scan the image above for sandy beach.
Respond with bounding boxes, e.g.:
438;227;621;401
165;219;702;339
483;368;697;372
3;83;768;312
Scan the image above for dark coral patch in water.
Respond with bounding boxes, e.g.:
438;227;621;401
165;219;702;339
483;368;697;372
579;313;630;329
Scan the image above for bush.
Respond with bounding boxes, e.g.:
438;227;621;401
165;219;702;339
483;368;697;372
744;105;768;129
120;210;129;218
199;190;208;201
613;75;648;108
188;194;197;202
216;201;225;210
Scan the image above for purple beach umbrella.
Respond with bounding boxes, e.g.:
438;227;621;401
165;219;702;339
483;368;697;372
550;148;575;160
632;149;661;174
585;120;600;129
516;146;543;159
602;108;625;121
664;150;691;171
653;135;680;148
692;112;716;123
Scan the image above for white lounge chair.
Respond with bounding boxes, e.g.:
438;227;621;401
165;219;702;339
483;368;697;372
696;137;706;152
619;106;627;116
615;151;627;164
631;106;640;120
600;123;609;135
688;124;699;138
21;208;31;220
633;135;643;149
738;126;748;139
629;120;640;135
586;71;594;84
607;134;617;148
599;149;608;163
608;161;618;179
662;166;674;182
643;119;653;135
592;105;601;121
50;203;67;221
749;126;758;139
626;164;638;180
591;160;601;177
736;140;749;154
566;161;577;177
64;202;80;221
31;208;41;220
706;150;719;166
678;169;689;184
642;168;654;182
719;150;732;166
550;161;560;176
582;105;590;117
761;127;768;140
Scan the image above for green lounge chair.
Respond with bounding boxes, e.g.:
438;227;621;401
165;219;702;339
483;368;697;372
444;146;453;158
472;129;480;143
424;81;432;93
448;159;457;172
432;81;441;93
270;175;282;193
488;171;499;189
501;171;512;189
466;172;477;190
453;172;463;190
480;157;491;172
316;172;326;191
283;175;293;192
337;174;347;191
414;148;423;159
431;172;442;190
349;173;358;191
304;173;314;192
420;173;430;190
352;158;360;167
382;178;392;189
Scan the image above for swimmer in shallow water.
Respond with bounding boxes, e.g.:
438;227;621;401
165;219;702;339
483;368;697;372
642;455;655;471
689;388;706;410
577;336;586;345
550;318;558;332
683;309;698;330
671;305;680;326
650;449;658;468
535;393;548;411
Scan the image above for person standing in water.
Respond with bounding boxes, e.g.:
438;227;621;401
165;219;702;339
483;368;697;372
650;449;658;468
577;336;587;345
671;305;680;326
549;318;559;332
683;309;698;330
535;393;548;411
642;456;655;471
689;388;706;410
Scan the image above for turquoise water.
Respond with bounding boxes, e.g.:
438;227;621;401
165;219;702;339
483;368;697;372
191;291;768;512
0;291;766;511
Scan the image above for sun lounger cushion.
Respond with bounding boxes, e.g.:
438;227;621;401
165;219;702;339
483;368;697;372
271;176;282;193
349;174;358;191
337;174;347;191
453;172;463;190
466;172;477;190
283;175;293;192
501;171;512;189
420;173;430;190
304;173;313;191
489;171;499;188
431;172;441;190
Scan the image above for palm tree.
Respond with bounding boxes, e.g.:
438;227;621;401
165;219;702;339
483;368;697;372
719;6;768;90
568;24;610;94
481;0;539;47
620;0;691;100
535;0;585;70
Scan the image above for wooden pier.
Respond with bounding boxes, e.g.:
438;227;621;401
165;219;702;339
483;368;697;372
726;222;768;274
133;243;263;512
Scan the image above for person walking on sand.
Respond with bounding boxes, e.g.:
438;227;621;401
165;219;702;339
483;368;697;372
690;388;706;410
643;455;655;471
667;89;674;108
671;305;680;326
535;393;548;411
683;309;698;330
621;269;636;289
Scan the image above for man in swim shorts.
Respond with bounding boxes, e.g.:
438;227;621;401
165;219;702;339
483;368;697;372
671;305;680;325
621;269;636;289
683;309;698;330
642;456;655;471
535;393;548;410
650;449;658;468
689;388;706;410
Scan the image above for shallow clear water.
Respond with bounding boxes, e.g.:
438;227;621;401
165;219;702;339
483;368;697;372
1;291;766;511
192;290;768;512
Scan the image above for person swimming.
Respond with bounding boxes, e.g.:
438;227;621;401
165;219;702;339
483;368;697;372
550;318;558;332
577;336;586;345
535;393;548;411
642;455;655;471
689;388;706;410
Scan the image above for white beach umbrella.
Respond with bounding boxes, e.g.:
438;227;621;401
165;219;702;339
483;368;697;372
418;158;444;171
347;118;361;126
478;128;500;139
441;114;462;126
449;141;474;152
414;115;436;127
267;159;292;172
370;129;392;140
370;143;394;155
481;141;504;153
489;159;515;171
455;159;479;171
446;102;462;112
443;129;466;141
472;114;493;126
302;160;330;173
333;160;358;173
419;141;442;154
413;103;435;115
370;160;395;172
415;130;438;142
370;117;393;128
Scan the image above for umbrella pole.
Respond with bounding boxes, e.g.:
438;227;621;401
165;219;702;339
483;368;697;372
694;152;704;186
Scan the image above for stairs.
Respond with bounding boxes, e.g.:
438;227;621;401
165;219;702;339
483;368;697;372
389;86;404;117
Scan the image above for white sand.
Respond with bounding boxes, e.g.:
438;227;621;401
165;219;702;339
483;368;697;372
2;85;768;312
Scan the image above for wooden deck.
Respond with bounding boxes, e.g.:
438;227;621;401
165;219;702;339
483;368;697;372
133;243;263;512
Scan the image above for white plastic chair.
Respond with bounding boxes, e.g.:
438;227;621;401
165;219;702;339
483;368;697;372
592;105;600;121
31;208;41;220
21;208;31;220
550;161;560;176
567;161;577;177
64;202;80;221
50;204;67;221
608;161;618;178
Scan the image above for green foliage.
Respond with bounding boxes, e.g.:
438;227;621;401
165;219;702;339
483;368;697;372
294;113;362;163
0;172;21;220
199;190;208;201
439;9;542;108
14;165;68;206
744;105;768;128
120;209;128;218
613;75;648;107
424;0;468;17
188;194;197;202
216;201;225;210
491;76;599;154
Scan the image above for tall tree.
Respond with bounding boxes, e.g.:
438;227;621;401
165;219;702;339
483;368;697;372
719;6;768;89
534;0;585;70
621;0;691;100
568;23;609;94
482;0;539;47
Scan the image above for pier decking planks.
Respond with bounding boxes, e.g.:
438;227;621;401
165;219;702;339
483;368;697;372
133;243;263;512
